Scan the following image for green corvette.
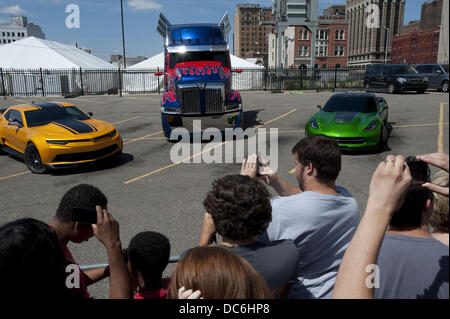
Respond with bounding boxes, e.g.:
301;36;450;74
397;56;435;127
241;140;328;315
306;93;389;150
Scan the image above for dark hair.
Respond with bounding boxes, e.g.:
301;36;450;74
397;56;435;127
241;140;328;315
128;231;171;290
0;218;71;299
56;184;107;223
203;175;272;241
390;156;433;230
291;135;341;184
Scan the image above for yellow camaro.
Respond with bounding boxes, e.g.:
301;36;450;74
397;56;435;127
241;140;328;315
0;102;123;173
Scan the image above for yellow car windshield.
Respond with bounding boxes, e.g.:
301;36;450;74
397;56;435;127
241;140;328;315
25;106;90;127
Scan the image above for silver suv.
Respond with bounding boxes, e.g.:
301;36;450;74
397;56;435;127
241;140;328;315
415;64;449;93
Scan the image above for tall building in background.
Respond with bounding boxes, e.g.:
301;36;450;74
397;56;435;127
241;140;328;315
0;16;45;45
438;0;449;63
233;4;274;66
391;0;444;64
346;0;405;67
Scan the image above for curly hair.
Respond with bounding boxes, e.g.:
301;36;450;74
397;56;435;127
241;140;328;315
128;231;171;290
428;170;449;233
203;175;272;241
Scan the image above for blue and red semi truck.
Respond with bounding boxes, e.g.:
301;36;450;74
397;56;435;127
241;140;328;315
156;13;243;139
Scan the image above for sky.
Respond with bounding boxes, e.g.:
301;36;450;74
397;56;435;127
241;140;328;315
0;0;430;62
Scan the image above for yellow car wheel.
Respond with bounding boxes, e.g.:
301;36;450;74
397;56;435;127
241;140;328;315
24;143;47;174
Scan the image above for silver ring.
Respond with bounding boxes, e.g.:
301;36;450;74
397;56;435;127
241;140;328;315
385;159;395;163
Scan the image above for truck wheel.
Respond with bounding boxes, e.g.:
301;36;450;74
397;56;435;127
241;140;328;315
388;83;395;94
24;143;46;174
442;81;449;93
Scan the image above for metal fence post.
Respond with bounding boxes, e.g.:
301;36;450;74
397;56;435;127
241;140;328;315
79;67;84;96
334;67;338;89
0;68;6;99
118;67;123;97
39;68;45;97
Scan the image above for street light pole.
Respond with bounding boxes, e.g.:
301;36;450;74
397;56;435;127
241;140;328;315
382;26;390;64
120;0;127;69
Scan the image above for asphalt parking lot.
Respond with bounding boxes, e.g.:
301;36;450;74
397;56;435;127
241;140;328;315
0;90;448;298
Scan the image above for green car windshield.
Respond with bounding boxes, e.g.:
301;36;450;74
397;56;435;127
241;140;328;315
323;95;378;113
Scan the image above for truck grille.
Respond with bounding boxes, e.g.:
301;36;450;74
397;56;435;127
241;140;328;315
205;88;224;113
179;87;201;114
179;86;224;114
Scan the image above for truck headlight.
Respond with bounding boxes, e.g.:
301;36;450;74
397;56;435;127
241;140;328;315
397;77;407;84
310;118;319;130
364;120;378;132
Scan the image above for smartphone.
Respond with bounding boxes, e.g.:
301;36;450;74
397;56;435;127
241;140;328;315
71;206;98;224
405;156;430;183
256;153;263;177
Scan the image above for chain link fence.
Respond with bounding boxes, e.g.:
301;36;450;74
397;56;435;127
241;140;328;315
0;67;367;98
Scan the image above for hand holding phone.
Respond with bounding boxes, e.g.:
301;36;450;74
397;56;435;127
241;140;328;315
71;206;98;224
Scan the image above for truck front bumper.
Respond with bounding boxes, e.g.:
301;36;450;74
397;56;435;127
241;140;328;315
161;110;243;139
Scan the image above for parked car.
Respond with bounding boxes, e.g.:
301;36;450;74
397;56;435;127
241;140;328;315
305;92;389;151
364;64;428;94
0;102;123;173
414;64;449;93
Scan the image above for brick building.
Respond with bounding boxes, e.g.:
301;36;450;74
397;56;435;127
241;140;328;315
233;4;274;66
268;5;348;68
391;0;443;64
295;5;348;68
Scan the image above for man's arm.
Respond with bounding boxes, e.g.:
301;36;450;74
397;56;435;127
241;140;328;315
240;154;302;196
199;212;217;246
416;153;449;197
332;155;412;299
92;206;132;299
83;266;110;286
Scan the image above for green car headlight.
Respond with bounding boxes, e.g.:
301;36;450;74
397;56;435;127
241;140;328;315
310;118;319;130
364;120;378;132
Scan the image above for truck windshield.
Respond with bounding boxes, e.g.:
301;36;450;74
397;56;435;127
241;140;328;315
169;52;230;69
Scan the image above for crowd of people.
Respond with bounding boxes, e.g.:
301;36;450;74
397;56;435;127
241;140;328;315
0;135;448;299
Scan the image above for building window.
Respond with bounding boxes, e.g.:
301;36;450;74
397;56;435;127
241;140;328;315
334;45;345;56
316;41;328;57
299;29;309;40
298;45;309;57
316;29;329;40
335;29;345;40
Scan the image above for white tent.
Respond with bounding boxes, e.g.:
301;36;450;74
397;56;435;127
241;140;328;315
0;37;118;96
125;52;264;91
0;37;115;69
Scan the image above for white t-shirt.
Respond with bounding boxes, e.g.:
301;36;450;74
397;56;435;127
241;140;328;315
260;186;360;299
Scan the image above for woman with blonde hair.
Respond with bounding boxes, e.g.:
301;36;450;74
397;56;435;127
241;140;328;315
169;246;272;299
429;170;449;246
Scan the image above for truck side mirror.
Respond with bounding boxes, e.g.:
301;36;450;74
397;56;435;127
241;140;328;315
88;112;93;117
232;69;243;73
317;105;322;110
